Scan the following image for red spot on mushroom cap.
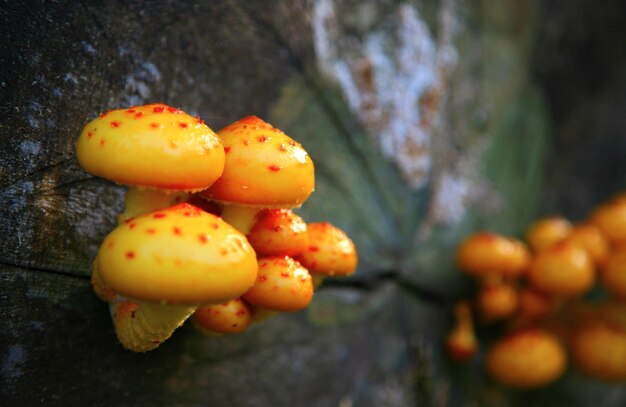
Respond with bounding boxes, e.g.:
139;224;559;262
153;213;167;219
173;227;182;236
257;136;268;142
179;122;188;129
110;121;120;128
198;234;209;244
134;112;143;119
126;251;135;259
268;165;281;172
145;228;156;235
224;146;231;154
153;106;165;113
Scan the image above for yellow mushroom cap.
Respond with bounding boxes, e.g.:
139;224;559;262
76;104;225;191
200;116;315;207
97;203;258;304
486;329;567;388
243;256;313;312
295;222;358;277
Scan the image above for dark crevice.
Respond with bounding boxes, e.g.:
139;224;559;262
0;259;89;280
319;270;453;306
0;156;75;189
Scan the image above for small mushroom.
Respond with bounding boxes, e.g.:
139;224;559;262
456;232;530;281
76;103;225;221
486;329;567;388
476;281;519;323
527;240;595;297
247;209;309;257
571;319;626;381
591;193;626;245
446;302;478;362
565;223;610;267
242;256;314;312
97;203;257;352
600;249;626;299
199;116;315;234
295;222;357;286
526;217;573;252
192;298;252;336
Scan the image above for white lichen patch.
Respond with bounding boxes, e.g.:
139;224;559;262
124;60;162;106
312;0;459;189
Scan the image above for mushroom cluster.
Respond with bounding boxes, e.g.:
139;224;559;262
447;192;626;387
77;104;357;352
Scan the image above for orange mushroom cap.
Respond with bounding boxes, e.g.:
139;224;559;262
526;217;573;252
242;256;313;312
565;223;610;267
97;203;258;304
476;282;519;322
571;320;626;381
247;209;309;257
601;250;626;299
527;240;595;297
192;298;252;335
76;103;224;191
456;232;530;279
200;116;315;207
486;329;567;388
591;193;626;244
295;222;358;277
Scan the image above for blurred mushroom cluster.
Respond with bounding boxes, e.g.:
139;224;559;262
447;193;626;387
76;104;357;352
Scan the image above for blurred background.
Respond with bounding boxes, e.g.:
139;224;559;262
1;0;625;405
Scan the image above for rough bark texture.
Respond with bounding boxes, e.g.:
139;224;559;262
1;0;625;405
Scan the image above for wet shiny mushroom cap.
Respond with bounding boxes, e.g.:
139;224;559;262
76;103;224;191
97;203;258;304
295;222;358;277
193;298;252;335
200;116;315;207
247;209;309;257
243;256;313;312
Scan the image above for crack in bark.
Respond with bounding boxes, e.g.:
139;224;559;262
0;260;89;280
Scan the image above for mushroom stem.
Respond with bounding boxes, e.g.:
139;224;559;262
118;187;190;223
220;205;260;235
110;300;197;352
